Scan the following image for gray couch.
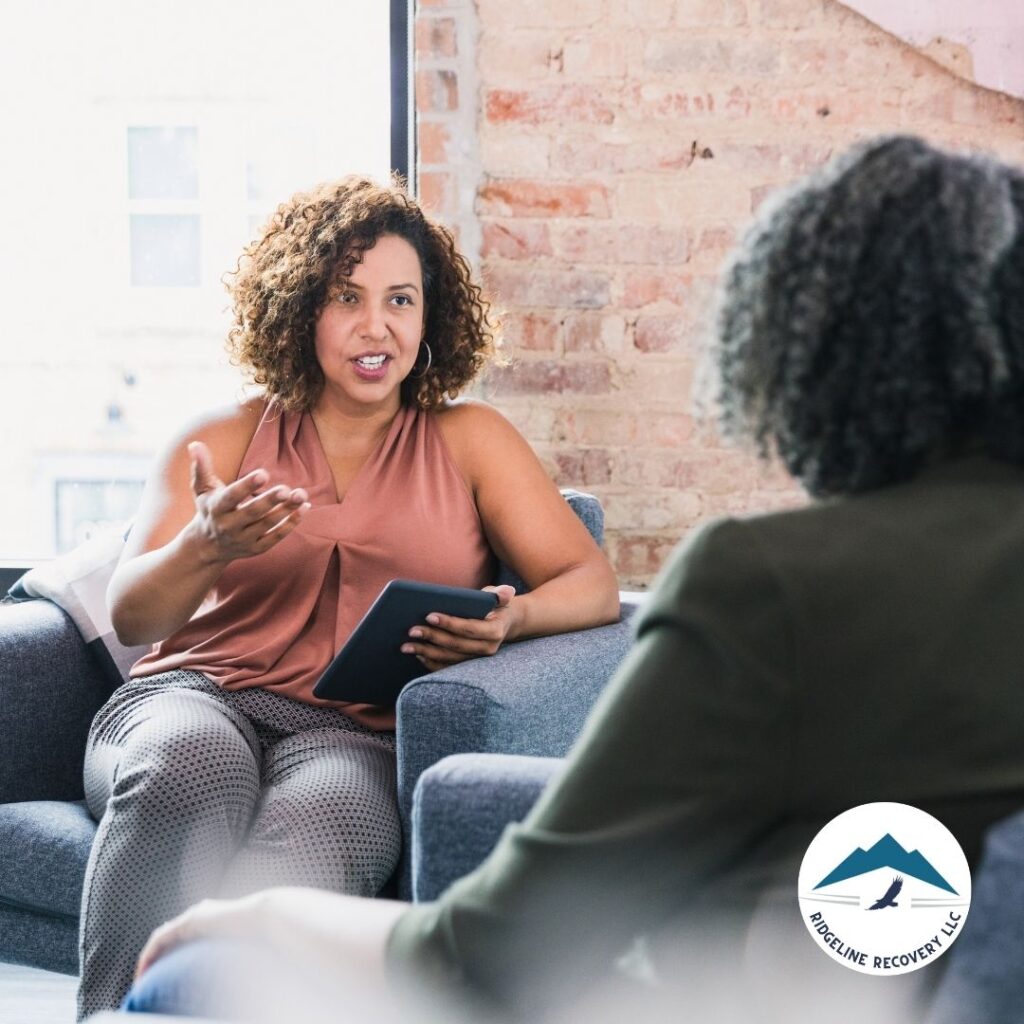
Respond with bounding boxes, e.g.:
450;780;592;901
0;492;644;977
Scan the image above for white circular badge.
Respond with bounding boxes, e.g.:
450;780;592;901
798;802;971;976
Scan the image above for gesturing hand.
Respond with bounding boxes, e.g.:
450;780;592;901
188;440;310;564
401;584;520;672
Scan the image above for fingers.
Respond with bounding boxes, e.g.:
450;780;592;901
136;915;191;979
235;486;308;525
482;584;516;610
188;441;225;497
402;621;504;660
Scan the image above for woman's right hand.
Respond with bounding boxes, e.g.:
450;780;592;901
188;440;310;564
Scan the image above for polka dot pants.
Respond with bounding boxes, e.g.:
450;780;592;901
76;670;399;1020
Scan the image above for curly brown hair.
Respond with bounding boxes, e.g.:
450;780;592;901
225;176;495;411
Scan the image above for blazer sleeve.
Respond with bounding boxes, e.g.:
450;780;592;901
387;516;798;1012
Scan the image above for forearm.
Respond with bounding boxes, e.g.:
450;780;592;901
255;888;409;982
108;520;228;645
508;560;620;642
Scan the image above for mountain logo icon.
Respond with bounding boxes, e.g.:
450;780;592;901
798;802;971;977
813;833;957;894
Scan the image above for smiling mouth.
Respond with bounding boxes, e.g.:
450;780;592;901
354;354;388;369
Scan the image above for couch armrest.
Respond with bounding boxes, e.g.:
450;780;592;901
0;600;113;802
411;753;564;901
396;595;645;831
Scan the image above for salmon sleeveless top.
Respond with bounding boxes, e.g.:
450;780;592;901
130;400;496;730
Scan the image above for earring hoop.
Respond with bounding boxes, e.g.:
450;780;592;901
411;341;432;379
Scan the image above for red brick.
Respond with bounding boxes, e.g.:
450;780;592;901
634;314;686;353
484;360;612;396
563;313;628;354
552;224;691;265
418;171;455;213
692;225;738;264
561;33;633;78
750;183;777;213
618;359;698;403
418;122;451;166
621;0;674;25
644;37;779;76
951;88;1024;128
768;89;901;125
494;401;560;442
550;136;697;175
550;447;615;486
562;408;638;444
416;69;458;112
901;88;956;124
758;0;824;28
608;534;680;580
627;84;717;119
500;313;560;353
478;179;610;218
673;0;748;28
620;271;716;311
604;490;703;531
415;17;458;59
484;265;610;309
486;85;616;126
611;450;702;490
645;412;696;445
478;0;604;29
479;31;565;80
625;84;752;120
481;220;553;259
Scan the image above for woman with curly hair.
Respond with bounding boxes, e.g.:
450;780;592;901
77;176;619;1017
128;137;1024;1023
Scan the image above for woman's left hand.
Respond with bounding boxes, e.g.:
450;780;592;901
401;584;520;672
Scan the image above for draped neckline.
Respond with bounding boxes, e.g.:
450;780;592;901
305;405;409;506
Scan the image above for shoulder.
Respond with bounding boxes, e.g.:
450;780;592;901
157;396;268;483
644;516;785;626
640;514;796;673
432;398;517;438
431;398;529;473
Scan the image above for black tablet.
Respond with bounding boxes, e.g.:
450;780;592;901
312;579;499;705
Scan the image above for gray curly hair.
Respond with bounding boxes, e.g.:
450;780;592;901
715;135;1024;497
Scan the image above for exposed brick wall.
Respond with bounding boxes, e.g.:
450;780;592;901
417;0;1024;587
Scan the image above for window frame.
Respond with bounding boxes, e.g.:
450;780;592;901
0;0;415;577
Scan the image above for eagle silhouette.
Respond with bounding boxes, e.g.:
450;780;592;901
867;876;903;910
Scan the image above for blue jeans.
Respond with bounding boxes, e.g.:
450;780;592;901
122;938;260;1018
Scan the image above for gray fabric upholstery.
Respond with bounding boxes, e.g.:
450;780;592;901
0;600;114;803
925;809;1024;1023
0;903;80;975
412;753;563;902
0;800;95;975
0;801;95;918
395;595;644;896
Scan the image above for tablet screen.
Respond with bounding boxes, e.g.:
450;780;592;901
312;579;499;705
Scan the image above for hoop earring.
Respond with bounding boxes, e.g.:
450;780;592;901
411;341;432;379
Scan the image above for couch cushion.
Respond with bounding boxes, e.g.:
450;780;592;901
0;800;96;918
411;753;564;902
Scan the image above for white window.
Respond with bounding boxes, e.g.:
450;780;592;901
0;1;411;564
